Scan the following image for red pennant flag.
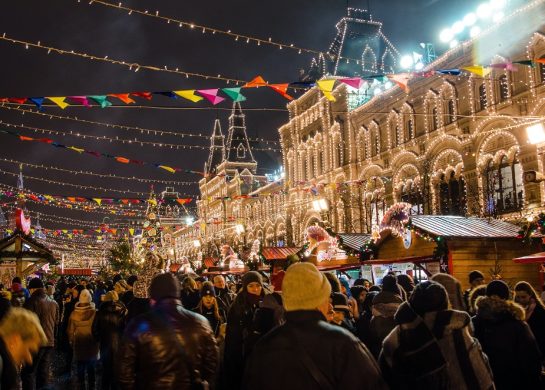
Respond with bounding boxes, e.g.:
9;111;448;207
37;138;54;144
115;157;130;164
131;92;153;100
108;94;135;104
243;76;267;88
268;83;293;100
67;197;76;202
176;198;192;205
9;98;27;104
19;136;34;141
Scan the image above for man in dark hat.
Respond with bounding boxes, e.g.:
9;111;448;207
463;270;485;310
472;280;542;390
118;273;218;389
330;292;356;333
22;278;59;390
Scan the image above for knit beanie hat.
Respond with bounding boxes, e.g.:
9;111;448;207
469;270;485;284
149;273;180;301
409;281;449;316
282;262;331;311
331;292;350;314
200;282;216;298
28;278;44;289
382;275;400;295
271;271;285;292
486;280;510;300
79;289;92;304
242;271;262;290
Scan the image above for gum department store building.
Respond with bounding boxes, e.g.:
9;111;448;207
174;4;545;258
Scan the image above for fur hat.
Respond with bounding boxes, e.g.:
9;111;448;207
28;278;44;290
242;271;262;290
469;270;485;284
79;289;92;304
331;292;351;314
282;262;331;311
409;281;449;316
200;282;216;298
149;273;180;301
486;280;510;300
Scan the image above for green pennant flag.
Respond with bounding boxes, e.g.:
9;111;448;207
513;60;536;68
89;95;112;108
222;87;247;102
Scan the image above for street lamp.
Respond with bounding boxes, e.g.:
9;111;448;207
527;123;545;145
312;198;329;212
235;224;245;234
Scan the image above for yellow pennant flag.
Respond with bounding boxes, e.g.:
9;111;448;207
173;90;204;102
92;198;102;206
159;165;176;173
316;79;337;101
129;228;135;236
47;97;69;109
462;66;491;77
68;146;84;153
148;199;157;206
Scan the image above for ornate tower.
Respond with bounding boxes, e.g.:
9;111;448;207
204;119;225;176
224;102;256;172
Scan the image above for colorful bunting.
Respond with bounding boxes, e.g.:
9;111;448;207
222;87;247;102
28;97;45;110
243;75;267;88
268;83;293;100
513;60;535;67
173;90;203;102
47;97;69;109
387;73;412;93
88;95;112;108
462;66;491;77
339;77;365;89
316;79;337;101
69;96;91;107
435;69;462;76
131;91;153;100
108;94;135;104
197;89;225;105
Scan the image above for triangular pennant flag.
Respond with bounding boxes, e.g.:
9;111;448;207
339;77;365;89
513;60;535;67
176;198;191;205
268;84;293;100
69;96;91;107
115;157;130;163
322;91;336;101
155;91;178;99
19;136;34;141
89;96;112;108
8;98;26;104
147;199;157;206
108;94;135;104
197;89;225;105
489;62;516;71
387;73;412;93
159;165;176;173
92;198;102;205
47;97;69;109
173;90;204;102
435;69;461;76
535;59;545;64
316;79;337;101
222;87;247;102
29;97;45;110
129;228;134;236
68;146;84;153
131;92;153;100
243;76;267;88
462;66;491;77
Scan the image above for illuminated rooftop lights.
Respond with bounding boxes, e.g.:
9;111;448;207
373;87;382;96
492;11;504;22
470;26;482;37
452;21;465;34
449;40;459;48
476;3;493;19
490;0;507;9
463;12;477;26
400;55;414;69
439;28;454;43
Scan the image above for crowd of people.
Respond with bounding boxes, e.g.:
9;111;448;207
0;265;544;389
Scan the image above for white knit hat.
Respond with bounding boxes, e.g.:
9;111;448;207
79;289;92;304
282;262;331;311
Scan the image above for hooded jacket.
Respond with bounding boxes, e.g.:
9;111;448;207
92;300;127;358
118;298;218;390
380;302;494;389
67;301;99;361
24;288;59;347
472;296;542;390
368;291;403;357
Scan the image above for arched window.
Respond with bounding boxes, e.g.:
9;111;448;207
431;107;439;131
438;172;466;215
499;75;509;102
478;84;487;111
540;56;545;84
362;46;377;72
336;142;343;167
405;119;414;141
371;133;377;157
445;100;456;124
236;144;246;159
400;182;424;215
485;156;524;215
363;178;386;233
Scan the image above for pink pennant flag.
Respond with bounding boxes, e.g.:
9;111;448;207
69;96;91;107
339;77;365;89
489;62;517;71
197;89;225;105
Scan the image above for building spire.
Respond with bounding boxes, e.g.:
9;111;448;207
17;164;24;190
225;102;255;166
205;118;225;175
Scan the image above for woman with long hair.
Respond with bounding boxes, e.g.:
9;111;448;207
193;282;225;337
180;276;200;310
514;281;545;355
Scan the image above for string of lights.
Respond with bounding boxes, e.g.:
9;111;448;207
0;120;282;152
0;105;280;145
0;158;199;185
83;0;363;63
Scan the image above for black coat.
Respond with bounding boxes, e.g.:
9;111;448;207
24;289;59;347
92;300;127;360
125;297;151;324
527;303;545;358
243;310;387;390
180;289;200;311
0;337;17;390
118;298;219;390
472;296;542;390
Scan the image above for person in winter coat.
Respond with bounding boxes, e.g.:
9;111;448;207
213;275;235;313
243;262;387;390
193;282;225;337
396;274;415;295
331;292;356;334
355;291;378;346
125;279;151;324
223;271;267;390
10;282;26;307
21;278;60;390
467;285;487;316
368;275;403;357
380;280;494;389
514;281;545;359
0;308;47;390
464;270;485;311
431;273;466;311
92;290;128;390
67;289;99;390
349;285;367;319
118;273;218;389
472;280;542;390
180;276;201;310
120;275;137;308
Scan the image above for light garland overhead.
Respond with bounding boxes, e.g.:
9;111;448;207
0;105;280;145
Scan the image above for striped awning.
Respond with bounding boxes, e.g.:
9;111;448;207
337;233;372;252
410;215;520;239
261;247;300;261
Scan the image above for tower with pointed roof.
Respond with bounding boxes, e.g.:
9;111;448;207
224;102;256;172
204;119;225;176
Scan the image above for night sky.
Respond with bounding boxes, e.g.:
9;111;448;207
0;0;477;231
